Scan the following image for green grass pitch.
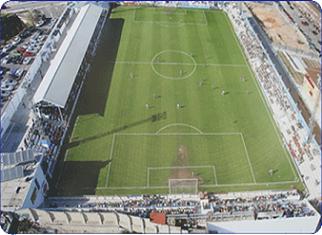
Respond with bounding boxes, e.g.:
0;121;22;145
55;6;302;196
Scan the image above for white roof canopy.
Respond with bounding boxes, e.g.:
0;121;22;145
33;4;102;108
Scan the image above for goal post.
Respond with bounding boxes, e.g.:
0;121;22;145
168;178;199;194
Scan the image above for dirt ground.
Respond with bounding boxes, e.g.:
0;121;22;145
247;3;311;52
171;145;193;179
170;145;203;183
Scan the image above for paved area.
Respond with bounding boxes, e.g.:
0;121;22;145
279;2;321;54
247;3;312;52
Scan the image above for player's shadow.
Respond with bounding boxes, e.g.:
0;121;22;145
52;160;111;196
76;18;124;117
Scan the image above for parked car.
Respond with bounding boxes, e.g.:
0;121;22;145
0;52;8;59
35;20;45;27
2;44;13;53
37;35;47;42
312;30;318;35
15;68;25;78
11;36;21;46
20;30;31;39
10;55;21;64
1;55;11;64
9;68;18;76
23;50;36;57
0;67;5;76
1;83;14;92
1;90;11;100
22;57;33;65
2;78;17;88
19;43;30;51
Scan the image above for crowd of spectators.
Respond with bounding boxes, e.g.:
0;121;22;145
22;107;63;173
124;1;220;9
47;191;315;223
201;191;315;221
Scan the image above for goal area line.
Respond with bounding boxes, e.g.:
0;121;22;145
147;165;218;187
133;8;208;26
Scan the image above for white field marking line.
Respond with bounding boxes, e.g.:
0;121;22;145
202;10;208;26
107;60;247;67
147;165;217;187
212;166;218;185
109;131;241;187
146;168;150;187
104;131;296;189
168;178;199;181
95;179;299;190
115;132;242;136
148;165;217;187
168;178;199;194
148;165;215;170
151;50;198;80
134;7;188;20
156;123;203;134
132;6;136;21
201;180;300;187
69;116;80;141
225;14;298;181
105;134;116;187
239;133;257;183
133;19;207;26
97;186;169;190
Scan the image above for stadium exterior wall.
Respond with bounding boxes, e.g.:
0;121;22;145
207;215;321;233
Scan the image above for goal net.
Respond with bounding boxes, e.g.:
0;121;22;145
168;178;198;194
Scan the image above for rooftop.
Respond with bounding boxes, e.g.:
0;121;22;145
1;150;43;211
33;3;103;108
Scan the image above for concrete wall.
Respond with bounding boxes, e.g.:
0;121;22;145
22;164;48;209
207;215;321;233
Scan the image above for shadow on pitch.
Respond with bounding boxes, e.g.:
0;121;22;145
76;18;124;117
49;18;124;195
65;116;152;149
65;112;167;149
54;160;111;196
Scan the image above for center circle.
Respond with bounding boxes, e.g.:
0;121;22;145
151;50;197;80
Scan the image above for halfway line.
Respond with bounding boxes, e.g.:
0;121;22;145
107;60;247;68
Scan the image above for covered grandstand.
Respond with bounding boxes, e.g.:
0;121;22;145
33;4;103;108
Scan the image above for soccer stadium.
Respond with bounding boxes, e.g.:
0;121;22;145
0;1;320;233
56;6;301;196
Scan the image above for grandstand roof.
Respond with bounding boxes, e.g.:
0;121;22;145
33;3;102;108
